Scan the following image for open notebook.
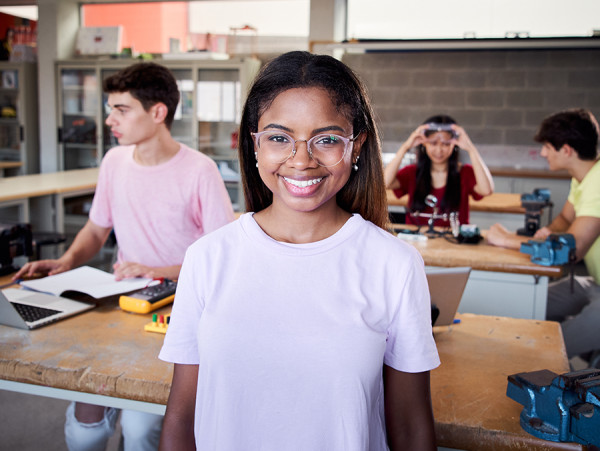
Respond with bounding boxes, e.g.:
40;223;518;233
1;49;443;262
0;288;94;330
425;266;471;326
18;266;152;299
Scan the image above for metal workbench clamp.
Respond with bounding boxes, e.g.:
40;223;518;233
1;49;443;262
506;368;600;447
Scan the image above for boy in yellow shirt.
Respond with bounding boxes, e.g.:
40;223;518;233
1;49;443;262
487;109;600;362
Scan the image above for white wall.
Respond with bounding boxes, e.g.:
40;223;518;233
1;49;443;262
37;0;79;173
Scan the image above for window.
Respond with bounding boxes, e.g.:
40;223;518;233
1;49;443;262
347;0;600;40
81;0;309;55
188;1;309;37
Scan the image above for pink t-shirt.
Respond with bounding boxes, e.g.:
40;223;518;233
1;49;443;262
160;213;440;450
89;144;234;267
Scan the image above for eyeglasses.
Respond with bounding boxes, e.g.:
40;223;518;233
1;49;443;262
251;130;359;168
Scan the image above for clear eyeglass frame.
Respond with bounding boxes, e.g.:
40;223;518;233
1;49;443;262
251;130;360;168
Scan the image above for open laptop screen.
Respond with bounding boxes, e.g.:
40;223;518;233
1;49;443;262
425;267;471;326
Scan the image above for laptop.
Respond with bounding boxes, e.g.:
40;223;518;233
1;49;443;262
425;267;471;326
0;288;95;330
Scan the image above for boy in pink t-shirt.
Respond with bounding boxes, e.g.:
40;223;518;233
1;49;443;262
14;62;234;451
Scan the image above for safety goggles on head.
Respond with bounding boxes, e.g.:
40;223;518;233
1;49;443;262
423;123;459;145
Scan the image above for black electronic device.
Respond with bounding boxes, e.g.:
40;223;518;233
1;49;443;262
0;223;33;276
456;224;482;244
431;305;440;326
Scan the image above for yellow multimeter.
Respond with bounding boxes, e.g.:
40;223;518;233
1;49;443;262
119;279;177;314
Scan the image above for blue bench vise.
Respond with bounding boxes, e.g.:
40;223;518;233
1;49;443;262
507;369;600;447
517;188;553;236
520;233;576;266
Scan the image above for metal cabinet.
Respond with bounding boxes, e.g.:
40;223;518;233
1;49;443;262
56;57;261;210
0;62;39;176
58;66;99;171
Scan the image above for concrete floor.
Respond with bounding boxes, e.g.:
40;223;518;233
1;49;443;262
0;390;122;451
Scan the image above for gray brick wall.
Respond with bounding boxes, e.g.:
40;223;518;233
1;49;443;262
342;48;600;168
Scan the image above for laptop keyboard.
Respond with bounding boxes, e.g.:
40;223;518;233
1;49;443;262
11;302;60;322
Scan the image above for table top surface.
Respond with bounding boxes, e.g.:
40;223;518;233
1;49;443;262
0;273;581;450
489;167;571;180
0;161;23;170
387;191;525;214
398;229;564;277
432;313;580;450
0;168;99;202
0;292;173;405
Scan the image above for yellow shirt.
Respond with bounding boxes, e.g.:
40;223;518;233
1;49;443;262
568;160;600;282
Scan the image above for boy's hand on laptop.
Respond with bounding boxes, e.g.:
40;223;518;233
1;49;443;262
12;259;71;281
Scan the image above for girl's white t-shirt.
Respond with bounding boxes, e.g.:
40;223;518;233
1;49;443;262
160;213;440;451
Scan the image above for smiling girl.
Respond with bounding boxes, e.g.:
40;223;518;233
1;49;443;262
159;51;440;451
384;115;494;227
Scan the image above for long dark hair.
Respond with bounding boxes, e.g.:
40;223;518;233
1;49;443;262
412;114;461;213
238;51;388;229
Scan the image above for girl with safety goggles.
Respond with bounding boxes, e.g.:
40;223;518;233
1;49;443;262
384;115;494;227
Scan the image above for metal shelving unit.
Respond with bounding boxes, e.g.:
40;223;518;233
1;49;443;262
0;62;39;176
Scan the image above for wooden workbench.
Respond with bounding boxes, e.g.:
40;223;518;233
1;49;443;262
387;190;525;214
387;190;532;232
489;167;570;180
407;231;563;278
394;228;564;319
0;279;582;450
0;294;172;412
432;313;581;450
